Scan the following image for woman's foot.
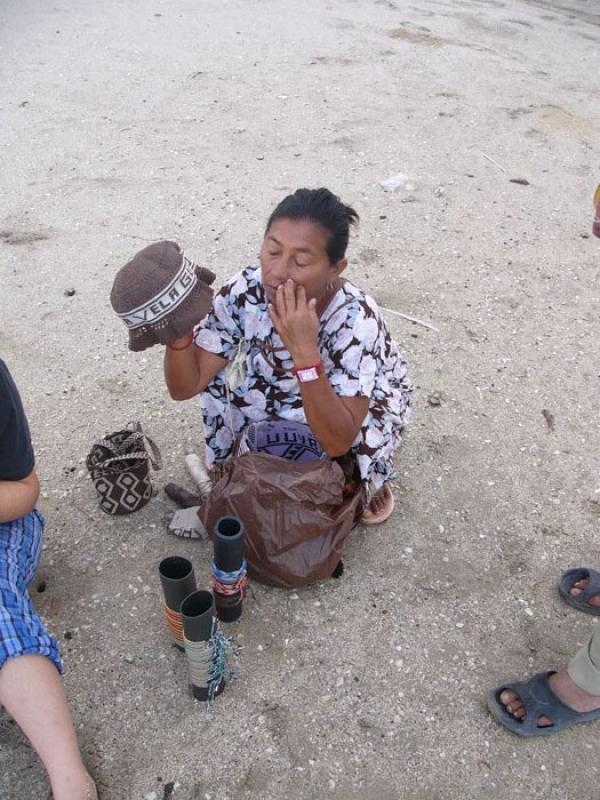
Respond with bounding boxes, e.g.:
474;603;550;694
361;483;395;525
498;578;600;726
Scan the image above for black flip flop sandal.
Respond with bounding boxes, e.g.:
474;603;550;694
558;568;600;616
488;671;600;737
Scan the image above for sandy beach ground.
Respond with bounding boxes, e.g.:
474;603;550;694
1;0;599;798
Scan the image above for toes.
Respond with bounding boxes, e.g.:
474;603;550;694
571;578;590;596
506;700;525;715
498;690;527;719
496;688;555;726
537;714;554;727
499;690;518;705
569;578;600;606
369;497;383;513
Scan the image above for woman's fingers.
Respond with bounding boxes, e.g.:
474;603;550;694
268;302;282;333
283;279;297;313
275;281;293;316
295;284;307;311
273;282;318;329
270;285;320;357
275;283;286;316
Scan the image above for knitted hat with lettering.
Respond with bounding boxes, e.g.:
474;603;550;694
110;241;216;352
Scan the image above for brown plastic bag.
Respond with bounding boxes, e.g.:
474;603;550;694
198;452;363;589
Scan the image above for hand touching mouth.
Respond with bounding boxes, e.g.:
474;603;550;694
265;284;282;301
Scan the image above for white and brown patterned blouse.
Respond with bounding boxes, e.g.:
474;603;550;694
194;265;412;496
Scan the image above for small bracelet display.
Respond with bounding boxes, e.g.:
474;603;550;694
168;332;194;351
293;360;324;383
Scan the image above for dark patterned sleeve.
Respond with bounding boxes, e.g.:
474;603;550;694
325;300;383;398
193;270;247;360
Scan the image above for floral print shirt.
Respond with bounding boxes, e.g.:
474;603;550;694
194;265;412;495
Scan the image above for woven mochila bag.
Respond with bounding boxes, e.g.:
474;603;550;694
86;423;162;515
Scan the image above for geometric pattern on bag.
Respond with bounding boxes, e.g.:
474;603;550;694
86;422;162;515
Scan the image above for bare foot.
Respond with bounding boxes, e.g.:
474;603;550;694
361;483;394;524
570;577;600;607
499;669;600;728
368;492;387;515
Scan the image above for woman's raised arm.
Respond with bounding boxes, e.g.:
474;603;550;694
164;336;228;401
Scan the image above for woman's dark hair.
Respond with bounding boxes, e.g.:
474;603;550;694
265;187;359;264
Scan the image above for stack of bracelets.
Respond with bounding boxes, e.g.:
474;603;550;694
211;559;248;622
164;604;185;644
211;516;247;623
158;556;197;651
157;516;248;712
183;617;235;710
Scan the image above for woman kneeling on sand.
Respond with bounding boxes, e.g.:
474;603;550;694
164;187;412;525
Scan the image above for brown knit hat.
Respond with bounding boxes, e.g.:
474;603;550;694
111;241;216;352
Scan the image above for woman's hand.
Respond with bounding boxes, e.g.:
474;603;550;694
268;279;320;365
267;278;368;457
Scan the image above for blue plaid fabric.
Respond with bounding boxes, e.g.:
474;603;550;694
0;509;61;672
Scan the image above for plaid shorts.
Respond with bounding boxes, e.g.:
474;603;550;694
0;509;61;672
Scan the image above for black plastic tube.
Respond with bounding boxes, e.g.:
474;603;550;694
159;556;196;612
180;590;224;701
215;592;243;623
213;516;245;571
181;590;215;643
213;516;246;623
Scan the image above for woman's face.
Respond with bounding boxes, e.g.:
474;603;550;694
260;218;346;305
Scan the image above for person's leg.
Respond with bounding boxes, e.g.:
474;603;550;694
0;655;95;799
0;512;95;799
567;625;600;695
498;590;600;727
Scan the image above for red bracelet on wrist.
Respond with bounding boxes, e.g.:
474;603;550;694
168;332;194;351
293;360;324;383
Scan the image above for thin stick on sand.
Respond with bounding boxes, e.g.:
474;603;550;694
478;151;506;173
379;307;440;332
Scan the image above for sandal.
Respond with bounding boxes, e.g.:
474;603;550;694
558;568;600;616
488;671;600;737
361;483;395;526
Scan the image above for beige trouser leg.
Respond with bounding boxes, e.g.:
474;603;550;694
567;625;600;695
